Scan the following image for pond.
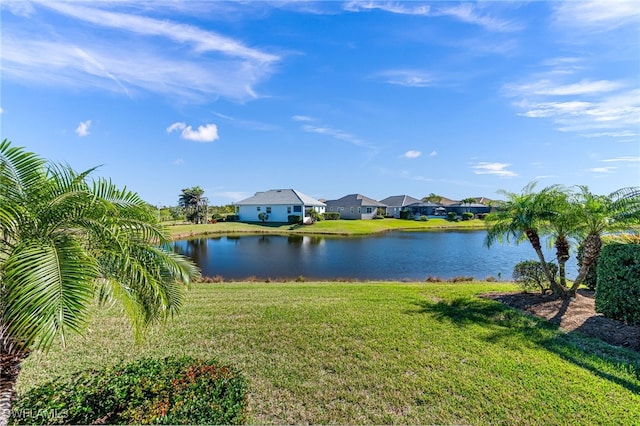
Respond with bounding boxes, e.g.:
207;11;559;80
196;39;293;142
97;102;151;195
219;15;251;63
172;231;579;281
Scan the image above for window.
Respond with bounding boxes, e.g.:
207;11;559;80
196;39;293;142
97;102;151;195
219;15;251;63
293;205;302;213
358;207;361;214
257;206;261;211
266;207;272;214
366;207;372;213
350;207;354;214
287;206;292;214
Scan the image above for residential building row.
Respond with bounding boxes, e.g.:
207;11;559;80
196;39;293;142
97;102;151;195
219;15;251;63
234;188;493;223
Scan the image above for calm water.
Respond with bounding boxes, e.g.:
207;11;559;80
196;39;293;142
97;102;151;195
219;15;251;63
172;231;578;281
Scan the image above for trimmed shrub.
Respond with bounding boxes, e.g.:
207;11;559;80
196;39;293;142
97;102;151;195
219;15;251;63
595;243;640;325
461;212;474;221
288;215;302;225
10;356;247;425
446;211;457;222
513;260;558;294
420;215;428;221
323;212;340;220
399;210;413;220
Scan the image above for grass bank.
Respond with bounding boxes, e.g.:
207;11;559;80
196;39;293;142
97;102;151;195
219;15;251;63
166;218;486;239
17;281;639;425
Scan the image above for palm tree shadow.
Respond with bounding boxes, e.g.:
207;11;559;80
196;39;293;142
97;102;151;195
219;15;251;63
409;297;640;394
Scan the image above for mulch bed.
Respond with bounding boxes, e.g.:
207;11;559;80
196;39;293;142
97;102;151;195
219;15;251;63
482;289;640;352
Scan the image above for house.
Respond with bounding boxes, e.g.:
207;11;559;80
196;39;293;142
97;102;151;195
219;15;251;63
447;202;491;218
379;195;421;218
406;201;446;217
325;193;387;220
234;189;326;223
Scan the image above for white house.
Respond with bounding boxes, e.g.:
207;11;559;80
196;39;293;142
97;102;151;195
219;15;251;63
234;189;326;224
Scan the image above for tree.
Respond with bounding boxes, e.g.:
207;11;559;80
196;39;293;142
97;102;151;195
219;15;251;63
178;186;208;224
570;186;640;294
460;197;477;214
485;182;562;295
0;140;200;425
423;193;443;203
540;186;579;290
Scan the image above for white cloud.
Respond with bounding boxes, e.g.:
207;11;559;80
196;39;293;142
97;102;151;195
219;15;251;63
402;150;422;159
75;120;92;137
213;191;251;202
167;122;219;142
0;107;4;114
602;156;640;163
436;3;522;33
429;150;437;157
301;124;366;147
471;162;518;178
173;158;185;166
589;167;616;173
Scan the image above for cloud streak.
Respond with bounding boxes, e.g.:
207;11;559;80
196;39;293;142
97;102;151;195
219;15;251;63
472;162;518;178
2;1;280;102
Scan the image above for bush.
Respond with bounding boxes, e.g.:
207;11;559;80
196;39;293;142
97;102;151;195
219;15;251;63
226;215;240;222
461;212;474;221
399;210;413;220
288;215;302;225
10;356;247;425
446;211;457;222
323;212;340;220
595;243;640;325
420;215;428;221
512;260;558;294
306;209;323;223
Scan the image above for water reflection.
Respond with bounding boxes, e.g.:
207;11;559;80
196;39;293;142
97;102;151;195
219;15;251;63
172;231;577;281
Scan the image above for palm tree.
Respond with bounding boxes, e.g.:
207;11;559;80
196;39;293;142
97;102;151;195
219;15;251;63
570;186;640;294
541;186;579;290
485;182;562;295
0;140;200;426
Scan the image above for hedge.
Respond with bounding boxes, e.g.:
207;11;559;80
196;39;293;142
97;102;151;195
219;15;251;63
595;243;640;325
10;356;247;425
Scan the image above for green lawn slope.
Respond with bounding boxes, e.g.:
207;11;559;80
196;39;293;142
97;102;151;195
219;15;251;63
17;281;640;425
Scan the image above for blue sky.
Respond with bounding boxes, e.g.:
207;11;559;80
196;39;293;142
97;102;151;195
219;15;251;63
1;1;639;206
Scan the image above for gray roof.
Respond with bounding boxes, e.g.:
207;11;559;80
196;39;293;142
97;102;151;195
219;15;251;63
325;193;387;207
379;195;421;207
408;201;444;208
235;189;325;206
449;202;489;208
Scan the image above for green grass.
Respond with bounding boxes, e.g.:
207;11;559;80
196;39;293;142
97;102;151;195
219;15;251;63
166;218;487;239
17;281;640;425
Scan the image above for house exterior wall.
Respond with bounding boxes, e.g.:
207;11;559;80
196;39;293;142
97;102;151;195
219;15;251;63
326;204;378;220
237;204;324;222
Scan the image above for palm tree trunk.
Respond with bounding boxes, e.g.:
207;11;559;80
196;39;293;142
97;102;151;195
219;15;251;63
571;233;602;294
0;346;28;426
526;228;564;296
555;237;571;289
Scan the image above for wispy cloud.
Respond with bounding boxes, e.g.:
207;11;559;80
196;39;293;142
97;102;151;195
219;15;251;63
376;69;435;87
76;120;92;137
504;75;639;139
588;167;616;174
173;158;185;166
344;1;431;16
344;1;520;32
2;2;279;101
301;124;366;147
553;0;640;32
167;122;219;142
471;162;518;178
602;156;640;163
402;150;422;159
429;150;437;157
291;115;315;122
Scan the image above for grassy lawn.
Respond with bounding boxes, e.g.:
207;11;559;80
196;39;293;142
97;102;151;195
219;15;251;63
17;281;639;425
166;218;487;239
